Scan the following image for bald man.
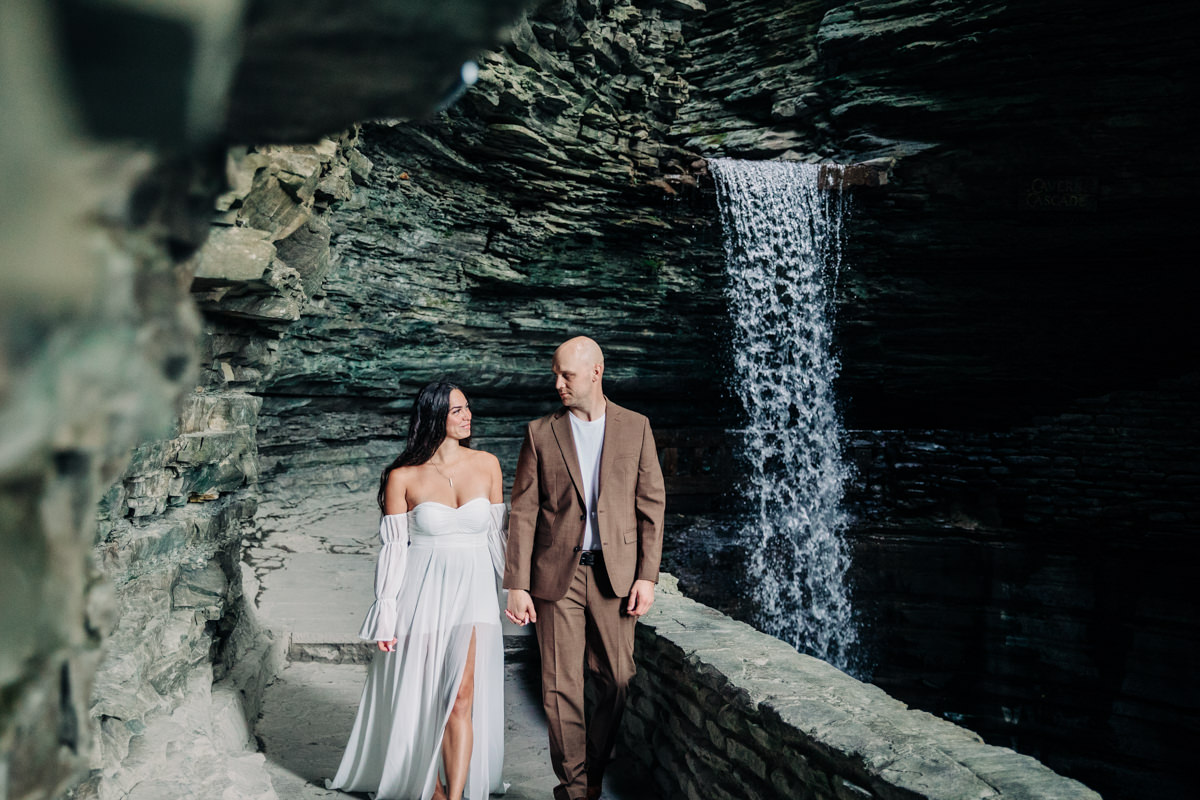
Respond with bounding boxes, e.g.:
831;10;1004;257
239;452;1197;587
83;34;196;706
504;336;666;800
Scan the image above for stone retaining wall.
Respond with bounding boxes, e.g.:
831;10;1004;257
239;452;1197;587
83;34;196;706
620;576;1100;800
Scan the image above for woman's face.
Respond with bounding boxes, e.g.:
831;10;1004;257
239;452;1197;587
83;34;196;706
444;389;472;442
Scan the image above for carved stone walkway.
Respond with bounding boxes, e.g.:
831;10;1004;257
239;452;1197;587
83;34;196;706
247;492;650;799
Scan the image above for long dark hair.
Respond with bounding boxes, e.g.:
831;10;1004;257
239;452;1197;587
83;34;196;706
378;381;471;513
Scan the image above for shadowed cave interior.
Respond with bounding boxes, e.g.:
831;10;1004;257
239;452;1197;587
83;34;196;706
1;1;1197;799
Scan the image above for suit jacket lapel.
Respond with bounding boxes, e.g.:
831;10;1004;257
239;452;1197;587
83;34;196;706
597;399;622;502
551;409;586;504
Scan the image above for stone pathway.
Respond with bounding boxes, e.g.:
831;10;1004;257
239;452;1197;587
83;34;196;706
247;492;650;799
253;649;555;799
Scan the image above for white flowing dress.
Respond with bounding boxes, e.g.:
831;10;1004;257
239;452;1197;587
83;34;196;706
327;497;509;800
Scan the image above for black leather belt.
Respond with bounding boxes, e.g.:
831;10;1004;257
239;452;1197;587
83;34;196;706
579;550;601;566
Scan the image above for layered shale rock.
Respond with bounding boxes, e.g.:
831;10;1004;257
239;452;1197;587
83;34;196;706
662;0;1197;428
255;0;730;505
76;136;364;800
1;23;217;787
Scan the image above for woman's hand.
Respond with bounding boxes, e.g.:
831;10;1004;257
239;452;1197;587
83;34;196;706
378;637;398;652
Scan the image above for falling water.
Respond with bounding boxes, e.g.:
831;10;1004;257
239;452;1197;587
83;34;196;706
709;159;858;672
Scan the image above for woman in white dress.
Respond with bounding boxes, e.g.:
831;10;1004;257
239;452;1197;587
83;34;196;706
328;381;508;800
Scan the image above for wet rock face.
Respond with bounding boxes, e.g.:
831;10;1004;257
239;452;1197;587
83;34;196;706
258;119;729;494
259;0;1200;468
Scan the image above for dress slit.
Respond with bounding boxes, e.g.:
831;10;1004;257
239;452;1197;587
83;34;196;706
430;626;478;798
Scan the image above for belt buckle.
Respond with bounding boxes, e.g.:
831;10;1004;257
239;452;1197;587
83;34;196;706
579;550;597;566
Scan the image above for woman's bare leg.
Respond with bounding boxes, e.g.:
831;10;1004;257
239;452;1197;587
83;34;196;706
443;628;477;800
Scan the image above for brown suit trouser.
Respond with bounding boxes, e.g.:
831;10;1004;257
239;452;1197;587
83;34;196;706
532;557;637;800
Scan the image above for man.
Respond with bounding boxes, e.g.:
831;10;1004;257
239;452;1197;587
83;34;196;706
504;336;666;800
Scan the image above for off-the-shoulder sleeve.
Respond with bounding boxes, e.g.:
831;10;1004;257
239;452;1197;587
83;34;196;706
358;514;409;641
487;503;509;580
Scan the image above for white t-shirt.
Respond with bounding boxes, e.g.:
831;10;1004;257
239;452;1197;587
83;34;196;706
569;412;606;551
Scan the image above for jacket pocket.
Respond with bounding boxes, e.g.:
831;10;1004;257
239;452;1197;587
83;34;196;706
622;528;638;544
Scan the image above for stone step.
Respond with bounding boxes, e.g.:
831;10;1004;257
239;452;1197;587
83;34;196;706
287;632;537;665
255;552;377;646
288;638;374;664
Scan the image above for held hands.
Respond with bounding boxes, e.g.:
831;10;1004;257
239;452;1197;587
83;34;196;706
627;579;656;617
504;582;653;623
377;637;397;652
505;589;537;626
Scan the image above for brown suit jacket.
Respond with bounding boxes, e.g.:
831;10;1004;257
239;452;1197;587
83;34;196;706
503;399;666;602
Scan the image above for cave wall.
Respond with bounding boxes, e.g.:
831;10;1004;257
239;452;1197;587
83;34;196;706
257;0;733;502
1;7;218;795
74;136;366;800
669;0;1197;428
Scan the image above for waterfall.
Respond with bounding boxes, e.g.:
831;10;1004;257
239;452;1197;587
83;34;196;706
710;159;858;672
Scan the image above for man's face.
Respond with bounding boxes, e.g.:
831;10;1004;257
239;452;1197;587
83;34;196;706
552;350;596;409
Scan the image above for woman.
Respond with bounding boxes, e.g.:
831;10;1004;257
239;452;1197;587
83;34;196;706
328;381;508;800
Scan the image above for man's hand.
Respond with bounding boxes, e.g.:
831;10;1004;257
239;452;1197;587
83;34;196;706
377;637;397;652
506;588;537;626
627;579;656;617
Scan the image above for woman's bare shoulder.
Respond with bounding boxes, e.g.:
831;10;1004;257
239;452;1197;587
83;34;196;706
468;448;502;470
382;464;422;515
385;464;426;492
387;463;423;480
471;447;499;463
